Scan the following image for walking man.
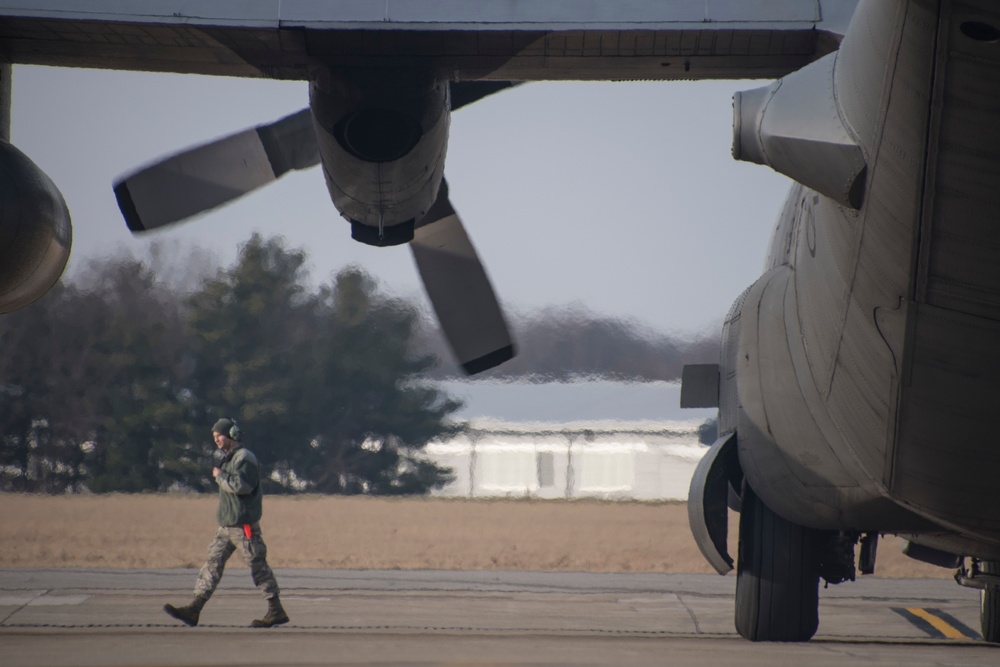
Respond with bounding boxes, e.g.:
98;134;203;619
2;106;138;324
164;418;289;628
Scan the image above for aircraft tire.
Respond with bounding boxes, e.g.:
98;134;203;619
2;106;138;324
734;484;820;642
982;561;1000;643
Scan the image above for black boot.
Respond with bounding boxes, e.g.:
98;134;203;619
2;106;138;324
163;596;207;627
251;596;289;628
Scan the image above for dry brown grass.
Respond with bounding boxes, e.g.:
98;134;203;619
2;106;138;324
0;493;949;577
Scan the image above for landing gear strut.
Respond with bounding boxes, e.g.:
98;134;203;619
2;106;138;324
980;561;1000;643
953;557;1000;643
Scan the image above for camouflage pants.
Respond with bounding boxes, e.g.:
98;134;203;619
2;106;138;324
194;524;280;601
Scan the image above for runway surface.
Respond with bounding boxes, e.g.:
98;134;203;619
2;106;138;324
2;568;998;666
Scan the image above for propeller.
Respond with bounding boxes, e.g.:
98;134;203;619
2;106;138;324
114;108;318;232
411;179;514;374
113;106;514;375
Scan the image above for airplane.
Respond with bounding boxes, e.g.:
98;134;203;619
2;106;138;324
679;0;1000;643
0;0;997;644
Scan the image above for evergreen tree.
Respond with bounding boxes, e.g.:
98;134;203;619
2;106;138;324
185;233;313;471
0;283;93;492
185;236;459;494
292;268;460;494
83;258;197;493
1;255;207;493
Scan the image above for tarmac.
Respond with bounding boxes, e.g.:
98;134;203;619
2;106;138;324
2;568;998;666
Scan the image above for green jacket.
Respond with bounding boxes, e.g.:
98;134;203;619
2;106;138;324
215;445;263;527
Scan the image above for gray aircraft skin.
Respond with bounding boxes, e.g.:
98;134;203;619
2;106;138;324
684;0;1000;642
0;0;998;644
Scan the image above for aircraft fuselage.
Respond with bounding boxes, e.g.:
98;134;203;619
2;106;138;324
726;0;1000;560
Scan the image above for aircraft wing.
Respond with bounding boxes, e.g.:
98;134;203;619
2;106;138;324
0;0;857;81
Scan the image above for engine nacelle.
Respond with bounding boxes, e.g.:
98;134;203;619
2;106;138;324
733;52;867;210
309;67;449;246
0;140;71;313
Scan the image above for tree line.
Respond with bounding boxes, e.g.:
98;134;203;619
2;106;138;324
0;234;720;494
417;304;719;381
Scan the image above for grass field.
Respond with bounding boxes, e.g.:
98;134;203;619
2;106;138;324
0;493;950;578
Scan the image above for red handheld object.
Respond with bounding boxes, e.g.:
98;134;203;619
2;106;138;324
243;524;252;539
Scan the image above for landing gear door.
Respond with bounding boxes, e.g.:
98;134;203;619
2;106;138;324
688;432;740;575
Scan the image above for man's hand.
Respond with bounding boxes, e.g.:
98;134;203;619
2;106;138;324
212;467;221;479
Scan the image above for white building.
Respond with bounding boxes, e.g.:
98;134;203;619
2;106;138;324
425;381;714;500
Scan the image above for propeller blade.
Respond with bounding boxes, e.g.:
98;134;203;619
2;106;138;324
114;108;319;233
410;179;515;375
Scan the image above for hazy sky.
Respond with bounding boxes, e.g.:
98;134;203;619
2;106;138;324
11;65;792;336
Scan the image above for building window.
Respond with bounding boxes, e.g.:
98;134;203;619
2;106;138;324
578;450;635;493
537;451;555;488
477;450;537;492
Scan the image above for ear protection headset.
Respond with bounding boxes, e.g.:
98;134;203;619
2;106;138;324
227;418;242;442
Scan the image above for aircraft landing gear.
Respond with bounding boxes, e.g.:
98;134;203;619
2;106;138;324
954;557;1000;643
982;561;1000;643
734;484;822;641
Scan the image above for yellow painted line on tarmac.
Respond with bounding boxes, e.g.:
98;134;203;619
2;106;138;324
905;607;967;639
